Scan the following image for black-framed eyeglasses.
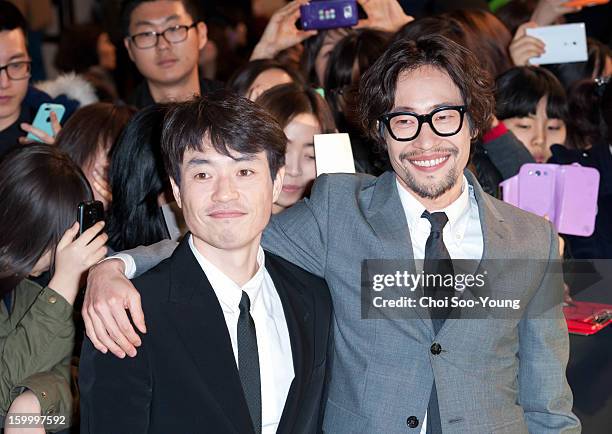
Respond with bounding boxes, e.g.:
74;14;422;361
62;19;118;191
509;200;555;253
379;105;467;141
0;60;32;80
129;23;197;49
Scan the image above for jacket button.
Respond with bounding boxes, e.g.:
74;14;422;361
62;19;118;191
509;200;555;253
48;295;57;304
430;343;442;355
406;416;419;428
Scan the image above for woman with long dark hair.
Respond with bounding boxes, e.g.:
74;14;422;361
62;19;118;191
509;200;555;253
256;83;336;213
56;103;136;209
106;104;182;252
0;145;107;433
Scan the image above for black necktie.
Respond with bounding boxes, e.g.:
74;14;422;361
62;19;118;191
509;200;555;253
2;291;12;313
238;291;262;434
422;210;454;329
421;211;453;434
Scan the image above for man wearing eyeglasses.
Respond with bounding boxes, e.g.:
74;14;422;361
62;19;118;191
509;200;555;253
121;0;222;108
0;1;35;156
0;1;81;155
83;35;580;433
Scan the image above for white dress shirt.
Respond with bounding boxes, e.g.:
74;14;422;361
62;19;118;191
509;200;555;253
396;175;484;434
188;235;294;434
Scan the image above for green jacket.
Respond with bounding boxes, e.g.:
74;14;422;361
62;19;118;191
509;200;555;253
0;279;74;431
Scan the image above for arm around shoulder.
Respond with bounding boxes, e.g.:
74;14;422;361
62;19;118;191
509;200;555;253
263;174;334;277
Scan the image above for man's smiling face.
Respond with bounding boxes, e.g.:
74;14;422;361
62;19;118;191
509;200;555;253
385;65;472;202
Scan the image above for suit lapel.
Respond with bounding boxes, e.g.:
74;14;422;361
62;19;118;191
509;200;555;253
366;171;434;331
437;171;509;337
265;254;312;434
166;237;254;434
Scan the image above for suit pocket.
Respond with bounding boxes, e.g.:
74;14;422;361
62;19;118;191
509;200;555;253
322;398;368;434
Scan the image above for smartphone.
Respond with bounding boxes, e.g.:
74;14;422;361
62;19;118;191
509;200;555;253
26;103;65;142
499;163;599;236
563;0;609;8
77;201;104;235
526;23;588;65
300;0;358;31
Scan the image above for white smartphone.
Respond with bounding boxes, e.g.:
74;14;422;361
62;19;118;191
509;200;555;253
314;133;356;176
526;23;588;65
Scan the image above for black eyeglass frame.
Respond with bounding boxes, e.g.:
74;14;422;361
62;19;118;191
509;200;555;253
378;105;467;142
0;60;32;80
128;23;198;49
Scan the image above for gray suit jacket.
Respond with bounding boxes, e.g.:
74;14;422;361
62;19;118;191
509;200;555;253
126;170;580;434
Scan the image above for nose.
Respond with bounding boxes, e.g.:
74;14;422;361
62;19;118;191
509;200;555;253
284;152;302;177
211;174;239;203
532;124;545;149
412;120;438;151
156;34;171;50
0;69;10;88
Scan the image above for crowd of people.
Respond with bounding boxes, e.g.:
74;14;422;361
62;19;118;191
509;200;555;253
1;0;611;433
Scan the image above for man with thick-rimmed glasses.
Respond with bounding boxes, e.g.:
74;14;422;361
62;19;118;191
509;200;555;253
84;35;580;433
121;0;222;108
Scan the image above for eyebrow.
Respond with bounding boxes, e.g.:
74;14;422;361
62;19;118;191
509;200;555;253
185;154;257;167
392;102;463;112
134;14;181;28
7;53;27;61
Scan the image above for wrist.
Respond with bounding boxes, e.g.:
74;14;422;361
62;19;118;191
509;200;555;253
48;275;79;305
250;41;276;60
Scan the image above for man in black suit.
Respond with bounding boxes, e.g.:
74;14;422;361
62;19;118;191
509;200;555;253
78;92;332;434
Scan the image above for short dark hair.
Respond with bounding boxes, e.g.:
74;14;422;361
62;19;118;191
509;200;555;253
358;34;494;151
324;29;391;129
0;0;27;34
120;0;201;37
161;91;287;186
0;145;92;294
495;66;567;121
256;83;336;133
227;59;304;98
56;103;137;171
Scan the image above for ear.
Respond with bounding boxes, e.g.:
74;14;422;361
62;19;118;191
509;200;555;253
272;166;285;203
169;177;182;208
124;37;136;62
196;22;208;51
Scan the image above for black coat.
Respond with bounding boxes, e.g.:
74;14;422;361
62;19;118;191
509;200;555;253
79;236;332;434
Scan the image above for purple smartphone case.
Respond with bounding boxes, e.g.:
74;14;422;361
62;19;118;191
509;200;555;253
499;163;599;236
300;0;358;30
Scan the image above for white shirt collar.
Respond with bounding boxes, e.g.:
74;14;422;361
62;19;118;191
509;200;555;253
188;234;266;313
396;175;471;235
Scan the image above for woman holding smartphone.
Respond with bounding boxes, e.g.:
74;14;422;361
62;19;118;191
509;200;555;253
0;145;107;433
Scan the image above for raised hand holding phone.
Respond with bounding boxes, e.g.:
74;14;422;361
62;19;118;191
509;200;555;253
48;221;107;305
20;103;64;145
250;0;317;60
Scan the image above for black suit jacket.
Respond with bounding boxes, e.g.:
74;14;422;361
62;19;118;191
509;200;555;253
79;237;332;434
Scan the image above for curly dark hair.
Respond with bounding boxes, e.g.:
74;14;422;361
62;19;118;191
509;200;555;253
358;34;494;152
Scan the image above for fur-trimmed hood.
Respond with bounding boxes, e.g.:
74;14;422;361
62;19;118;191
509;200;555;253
34;72;98;107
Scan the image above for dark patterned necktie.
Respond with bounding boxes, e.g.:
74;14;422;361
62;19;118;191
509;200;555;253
421;210;454;328
238;291;261;434
421;210;454;434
